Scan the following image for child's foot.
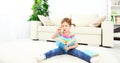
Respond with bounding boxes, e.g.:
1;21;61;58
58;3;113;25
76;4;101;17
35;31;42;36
35;54;46;62
90;56;100;63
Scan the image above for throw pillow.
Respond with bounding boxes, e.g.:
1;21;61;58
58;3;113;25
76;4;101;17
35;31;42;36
93;16;106;27
38;15;55;26
43;21;55;26
88;16;106;27
72;14;98;27
49;14;72;26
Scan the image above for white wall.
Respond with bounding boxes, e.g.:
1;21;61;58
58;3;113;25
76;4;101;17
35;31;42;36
48;0;108;18
0;0;33;42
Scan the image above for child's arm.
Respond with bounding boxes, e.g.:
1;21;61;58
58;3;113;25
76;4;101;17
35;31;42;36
52;32;58;39
64;42;78;50
52;27;62;39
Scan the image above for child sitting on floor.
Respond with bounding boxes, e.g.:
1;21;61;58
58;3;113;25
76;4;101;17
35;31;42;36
36;17;98;63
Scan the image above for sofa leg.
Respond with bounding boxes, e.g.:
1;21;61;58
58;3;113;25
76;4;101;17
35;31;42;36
33;39;39;41
78;43;88;45
102;46;112;48
47;40;55;42
99;45;103;47
99;43;112;48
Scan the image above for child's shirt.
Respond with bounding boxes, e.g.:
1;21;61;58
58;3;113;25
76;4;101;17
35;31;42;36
56;32;76;46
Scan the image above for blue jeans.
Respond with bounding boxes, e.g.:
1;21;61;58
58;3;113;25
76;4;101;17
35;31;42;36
45;48;91;63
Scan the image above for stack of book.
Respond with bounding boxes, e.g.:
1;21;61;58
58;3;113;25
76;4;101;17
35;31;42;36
116;16;120;24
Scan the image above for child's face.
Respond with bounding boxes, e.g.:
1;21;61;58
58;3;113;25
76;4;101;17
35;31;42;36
61;22;70;33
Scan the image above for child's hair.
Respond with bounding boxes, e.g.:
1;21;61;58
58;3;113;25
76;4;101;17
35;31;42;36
61;18;76;27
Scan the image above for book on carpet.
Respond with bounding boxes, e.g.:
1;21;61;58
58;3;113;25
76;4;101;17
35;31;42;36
82;50;99;57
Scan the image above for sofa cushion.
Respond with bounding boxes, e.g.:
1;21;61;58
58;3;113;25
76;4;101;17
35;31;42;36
38;26;58;32
72;14;98;27
38;15;55;26
38;26;101;35
49;14;72;26
71;27;101;35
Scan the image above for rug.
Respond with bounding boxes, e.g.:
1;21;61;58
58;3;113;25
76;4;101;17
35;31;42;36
0;40;119;63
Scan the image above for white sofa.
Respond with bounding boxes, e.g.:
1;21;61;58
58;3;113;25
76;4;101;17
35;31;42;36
30;14;114;47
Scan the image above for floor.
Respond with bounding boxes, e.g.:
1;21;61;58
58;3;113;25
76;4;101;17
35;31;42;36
0;39;120;63
113;40;120;49
106;40;120;62
40;40;120;63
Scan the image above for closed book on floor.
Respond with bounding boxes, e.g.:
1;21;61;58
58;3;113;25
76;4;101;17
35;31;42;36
82;50;99;57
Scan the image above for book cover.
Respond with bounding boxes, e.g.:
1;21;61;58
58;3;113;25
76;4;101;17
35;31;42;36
82;50;99;57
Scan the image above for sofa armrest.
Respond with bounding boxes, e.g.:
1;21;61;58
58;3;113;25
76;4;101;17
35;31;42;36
30;21;41;40
101;21;114;47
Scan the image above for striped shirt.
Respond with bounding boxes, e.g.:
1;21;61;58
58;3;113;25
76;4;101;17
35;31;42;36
56;32;76;46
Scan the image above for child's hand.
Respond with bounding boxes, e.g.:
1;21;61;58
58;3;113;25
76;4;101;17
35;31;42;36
57;27;61;33
64;46;70;51
52;26;63;39
56;27;63;33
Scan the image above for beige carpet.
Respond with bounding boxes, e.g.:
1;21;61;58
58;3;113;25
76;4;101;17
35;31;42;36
0;40;119;63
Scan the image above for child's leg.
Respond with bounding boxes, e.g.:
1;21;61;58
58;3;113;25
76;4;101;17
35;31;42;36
36;47;65;62
45;47;65;58
67;49;91;63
